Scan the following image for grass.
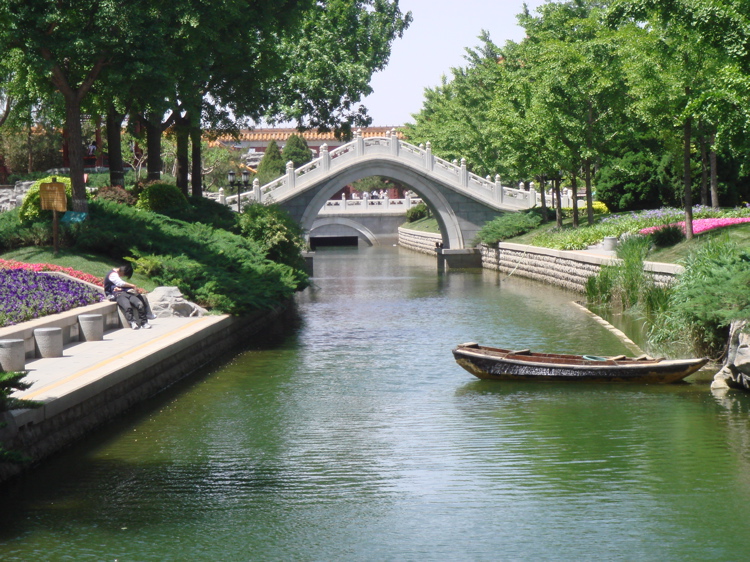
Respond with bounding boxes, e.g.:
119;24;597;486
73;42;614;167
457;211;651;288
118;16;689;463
0;247;158;291
402;216;441;234
647;223;750;263
503;215;750;265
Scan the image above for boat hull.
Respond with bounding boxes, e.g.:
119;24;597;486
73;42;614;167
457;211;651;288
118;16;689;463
453;345;708;384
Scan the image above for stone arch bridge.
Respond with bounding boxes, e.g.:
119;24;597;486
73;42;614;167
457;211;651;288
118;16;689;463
225;130;539;251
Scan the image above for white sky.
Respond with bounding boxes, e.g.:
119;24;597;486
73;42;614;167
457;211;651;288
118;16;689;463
361;0;548;127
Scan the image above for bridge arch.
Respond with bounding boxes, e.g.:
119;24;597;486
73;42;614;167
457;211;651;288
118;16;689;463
309;216;379;246
299;159;464;249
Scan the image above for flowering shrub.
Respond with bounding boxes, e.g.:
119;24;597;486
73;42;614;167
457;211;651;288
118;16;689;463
640;217;750;236
532;206;750;250
18;176;74;223
0;269;104;327
0;259;102;286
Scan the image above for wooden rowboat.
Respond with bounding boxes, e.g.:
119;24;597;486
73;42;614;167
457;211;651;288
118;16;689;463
452;343;708;383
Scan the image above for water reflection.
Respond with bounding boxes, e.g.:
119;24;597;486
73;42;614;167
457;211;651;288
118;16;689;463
2;246;750;561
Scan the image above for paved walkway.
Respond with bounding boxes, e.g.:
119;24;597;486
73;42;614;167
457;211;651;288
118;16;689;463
16;315;228;404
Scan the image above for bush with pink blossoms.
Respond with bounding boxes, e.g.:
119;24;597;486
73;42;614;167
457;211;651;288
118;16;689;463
640;217;750;236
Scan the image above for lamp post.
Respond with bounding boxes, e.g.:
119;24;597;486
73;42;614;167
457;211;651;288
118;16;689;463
228;170;250;212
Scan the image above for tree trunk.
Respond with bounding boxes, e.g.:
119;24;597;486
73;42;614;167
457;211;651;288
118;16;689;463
584;158;593;226
65;98;88;212
683;115;694;240
174;116;190;197
709;134;719;209
699;133;708;206
145;118;162;181
26;121;32;174
106;106;126;187
571;171;579;228
191;126;202;198
554;178;563;228
539;175;548;222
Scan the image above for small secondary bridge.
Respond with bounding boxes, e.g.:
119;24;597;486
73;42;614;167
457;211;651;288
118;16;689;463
224;129;540;252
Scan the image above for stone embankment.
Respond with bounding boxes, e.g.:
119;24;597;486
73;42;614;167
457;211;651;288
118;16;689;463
397;228;682;292
481;242;682;292
397;226;442;256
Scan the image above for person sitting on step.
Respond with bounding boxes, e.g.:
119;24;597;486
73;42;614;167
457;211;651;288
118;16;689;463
104;264;154;330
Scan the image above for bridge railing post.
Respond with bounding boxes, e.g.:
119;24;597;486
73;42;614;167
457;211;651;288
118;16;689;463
219;187;226;205
495;175;504;204
320;143;330;172
253;178;260;202
355;129;364;157
425;142;434;171
286;161;295;190
460;158;468;187
390;129;399;157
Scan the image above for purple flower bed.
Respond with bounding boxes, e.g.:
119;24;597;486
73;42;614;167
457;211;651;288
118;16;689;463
0;269;104;328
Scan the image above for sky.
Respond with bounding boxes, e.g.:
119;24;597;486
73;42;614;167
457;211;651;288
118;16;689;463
361;0;548;127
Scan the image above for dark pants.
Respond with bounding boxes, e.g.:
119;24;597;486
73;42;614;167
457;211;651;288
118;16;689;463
115;291;147;325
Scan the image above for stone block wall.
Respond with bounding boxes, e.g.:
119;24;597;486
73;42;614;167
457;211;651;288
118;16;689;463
482;242;683;293
398;228;683;292
398;226;442;256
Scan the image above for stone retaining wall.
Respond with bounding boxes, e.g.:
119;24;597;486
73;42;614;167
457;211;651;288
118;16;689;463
397;226;442;256
482;243;683;293
397;228;683;292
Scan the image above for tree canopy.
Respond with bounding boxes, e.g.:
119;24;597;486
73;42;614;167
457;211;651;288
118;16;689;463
0;0;411;201
404;0;750;224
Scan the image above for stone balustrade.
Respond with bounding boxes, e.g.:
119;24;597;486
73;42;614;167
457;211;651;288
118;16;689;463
218;130;544;213
318;196;423;215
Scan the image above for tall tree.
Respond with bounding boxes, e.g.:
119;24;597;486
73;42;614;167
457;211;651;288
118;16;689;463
282;134;313;168
256;140;286;186
0;1;152;212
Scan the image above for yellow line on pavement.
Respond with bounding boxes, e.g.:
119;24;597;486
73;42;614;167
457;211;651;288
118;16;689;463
22;318;207;400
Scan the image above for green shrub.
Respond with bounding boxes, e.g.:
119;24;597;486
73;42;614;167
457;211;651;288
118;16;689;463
0;209;55;251
72;200;306;314
94;185;136;206
159;195;238;232
406;201;429;222
1;371;42;463
19;176;73;223
585;235;657;311
649;236;750;356
237;203;307;280
135;181;188;213
650;224;685;247
475;210;543;245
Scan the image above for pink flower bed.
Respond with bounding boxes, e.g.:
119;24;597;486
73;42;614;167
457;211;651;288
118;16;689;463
0;259;103;286
640;217;750;236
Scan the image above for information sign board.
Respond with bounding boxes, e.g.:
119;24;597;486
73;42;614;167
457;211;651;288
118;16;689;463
40;180;67;212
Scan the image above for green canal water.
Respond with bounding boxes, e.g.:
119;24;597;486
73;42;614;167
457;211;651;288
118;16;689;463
2;246;750;561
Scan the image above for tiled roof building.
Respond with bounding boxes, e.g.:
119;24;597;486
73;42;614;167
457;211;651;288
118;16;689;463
216;126;404;166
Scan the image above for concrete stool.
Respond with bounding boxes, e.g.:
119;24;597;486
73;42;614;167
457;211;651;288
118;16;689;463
34;327;63;358
78;313;104;342
0;339;25;372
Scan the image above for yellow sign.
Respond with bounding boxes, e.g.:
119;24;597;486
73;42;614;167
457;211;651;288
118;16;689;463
40;180;67;212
